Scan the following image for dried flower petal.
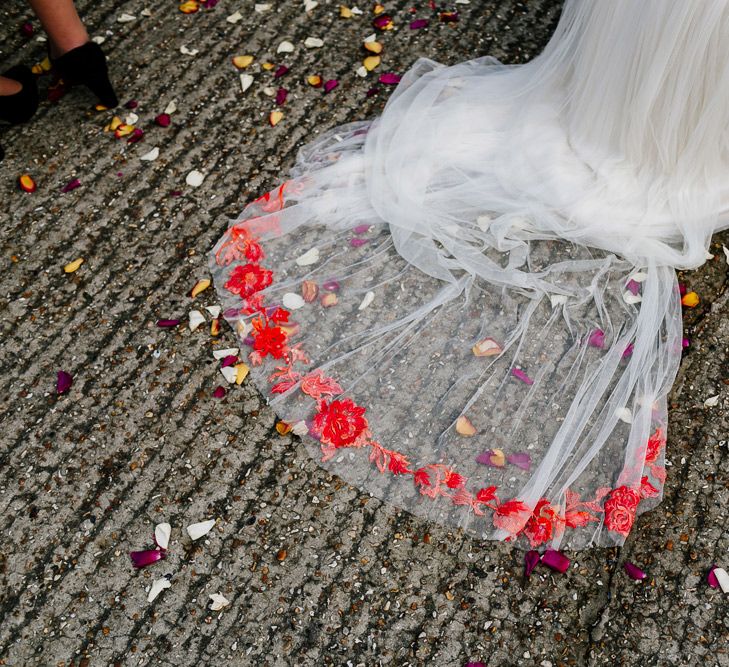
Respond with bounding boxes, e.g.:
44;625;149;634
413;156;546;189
61;178;81;193
156;319;180;328
64;257;84;273
625;279;641;296
130;549;165;569
472;337;502;357
147;577;171;602
140;147;159;161
588;329;605;348
221;355;237;368
275;88;288;105
301;280;318;303
212;385;226;399
276;421;292;435
324;79;339;93
506;452;531;471
297;247;320;266
364;41;383;54
524;550;541;577
154;113;171;127
282;292;306;310
189;310;205;331
358;291;375;310
232;55;254;69
541;549;570;573
456;415;476;436
511;368;533;385
379;72;401;85
213;347;239;360
186;519;216;541
18;174;36;193
304;37;324;48
373;14;393;29
681;291;699;308
127;128;144;144
154;522;172;549
476;449;505;467
114;124;134;139
321;293;338;307
209;593;230;610
307;74;323;87
210;317;221;336
623;561;646;580
269;110;284;126
363;55;381;71
56;370;73;395
273;65;289;78
235;363;249;384
186;170;205;187
410;18;429;29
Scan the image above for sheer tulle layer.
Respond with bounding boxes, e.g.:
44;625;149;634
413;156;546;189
210;0;729;549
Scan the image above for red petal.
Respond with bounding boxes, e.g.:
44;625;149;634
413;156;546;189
56;370;73;395
524;550;541;577
212;385;226;399
378;72;401;85
154;113;171;127
541;549;570;573
156;319;181;328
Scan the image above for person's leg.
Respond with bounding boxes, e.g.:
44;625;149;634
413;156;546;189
27;0;89;58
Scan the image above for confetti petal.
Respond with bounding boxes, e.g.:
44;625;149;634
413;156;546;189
524;550;541;578
323;79;339;93
154;522;172;550
147;577;171;602
269;110;284;126
61;178;81;193
410;19;429;29
213;347;239;360
379;72;401;85
510;368;533;385
296;247;320;266
140;146;160;161
154;113;171;127
358;291;375;310
64;257;84;273
212;385;226;399
506;452;531;471
18;174;36;193
275;88;288;105
189;310;205;331
240;74;254;92
623;561;646;580
187;519;216;541
541;549;570;573
455;415;476;436
283;293;306;310
476;449;505;467
186;170;205;187
209;593;230;610
130;549;165;569
226;10;242;23
304;37;324;48
56;370;73;395
472;337;502;357
156;319;181;328
277;40;295;53
704;395;720;407
681;291;699;308
190;278;211;298
363;55;381;71
588;329;605;348
232;55;254;69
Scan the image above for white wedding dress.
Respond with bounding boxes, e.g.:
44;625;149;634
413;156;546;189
210;0;729;550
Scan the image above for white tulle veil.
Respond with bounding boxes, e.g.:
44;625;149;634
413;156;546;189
210;0;729;550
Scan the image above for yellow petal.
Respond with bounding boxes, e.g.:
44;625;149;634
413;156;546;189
64;258;84;273
190;278;211;298
320;293;338;307
269;110;283;126
472;337;503;357
307;74;323;87
232;55;254;69
235;363;250;384
456;416;476;436
114;123;134;138
210;317;221;336
363;55;381;71
39;56;52;72
681;291;700;308
339;5;353;17
95;104;109;112
18;174;37;193
364;41;383;54
276;421;292;435
373;3;385;15
179;0;199;13
261;62;275;71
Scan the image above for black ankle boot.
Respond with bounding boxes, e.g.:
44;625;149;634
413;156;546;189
0;65;39;125
52;42;118;108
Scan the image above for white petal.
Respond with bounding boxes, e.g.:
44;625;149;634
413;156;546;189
154;522;172;550
125;112;139;125
723;244;729;265
550;294;568;307
209;593;230;611
358;291;375;310
186;170;205;187
140;146;159;162
226;10;243;23
164;99;178;114
292;420;309;437
705;250;714;260
255;3;272;11
296;247;320;266
141;8;153;17
629;272;648;283
623;291;642;304
351;6;363;13
186;519;216;541
180;45;199;56
704;395;720;407
240;74;254;93
476;214;491;231
277;40;295;54
91;35;106;45
615;407;632;424
213;347;239;360
282;293;306;310
118;13;136;22
220;366;237;384
205;305;221;319
364;33;377;43
147;577;171;602
262;86;276;96
236;319;251;338
304;37;324;48
714;567;729;593
304;0;318;10
356;66;368;78
189;309;205;332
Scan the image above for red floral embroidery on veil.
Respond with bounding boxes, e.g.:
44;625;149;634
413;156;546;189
216;184;671;547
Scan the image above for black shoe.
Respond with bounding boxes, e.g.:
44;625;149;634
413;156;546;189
52;42;118;108
0;65;39;125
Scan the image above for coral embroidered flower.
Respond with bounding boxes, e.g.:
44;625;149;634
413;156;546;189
524;515;553;547
413;467;431;487
245;239;265;262
311;398;368;447
603;485;641;537
224;263;273;298
645;427;665;463
492;499;530;534
388;450;411;475
444;470;465;489
300;370;343;401
639;475;659;498
252;323;288;359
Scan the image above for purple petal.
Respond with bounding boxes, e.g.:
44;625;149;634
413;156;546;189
372;15;392;29
275;88;288;106
56;371;73;395
124;99;138;109
524;550;541;578
506;452;531;471
128;128;145;144
322;280;340;292
365;87;379;98
155;113;171;128
61;178;81;193
588;329;605;348
624;561;647;580
130;549;166;569
475;449;504;468
223;307;240;318
678;283;687;296
541;549;570;573
221;355;238;368
378;73;401;85
510;368;533;385
682;337;690;349
465;663;486;667
353;224;370;235
20;22;34;38
350;237;369;247
212;386;226;399
409;19;429;29
243;335;255;346
273;65;289;79
625;279;641;296
156;319;181;328
622;343;634;358
707;565;720;589
323;79;339;93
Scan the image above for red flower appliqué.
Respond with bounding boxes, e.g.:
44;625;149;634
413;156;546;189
311;398;368;447
645;427;665;463
301;370;342;401
224;263;273;298
603;485;641;537
492;499;530;534
252;321;288;360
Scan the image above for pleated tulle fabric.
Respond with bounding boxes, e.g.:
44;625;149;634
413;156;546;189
210;0;729;549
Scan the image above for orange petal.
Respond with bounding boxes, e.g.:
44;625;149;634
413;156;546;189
320;293;338;307
472;337;503;357
363;55;381;71
39;56;51;72
456;416;477;436
269;110;283;126
189;278;211;298
306;74;323;87
261;62;275;71
364;41;383;54
232;55;254;69
301;280;318;302
64;257;84;273
114;124;134;138
276;421;292;435
681;291;699;308
18;174;36;193
210;317;221;336
95;104;109;112
373;3;385;14
179;0;199;13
